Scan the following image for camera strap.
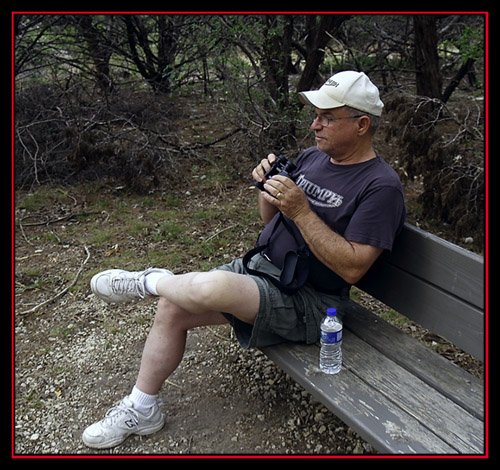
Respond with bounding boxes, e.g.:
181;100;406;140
242;213;310;295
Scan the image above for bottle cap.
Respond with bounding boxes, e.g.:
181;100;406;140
326;308;337;316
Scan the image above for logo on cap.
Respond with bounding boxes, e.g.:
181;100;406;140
324;78;339;87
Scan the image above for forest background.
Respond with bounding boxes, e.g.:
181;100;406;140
14;12;486;252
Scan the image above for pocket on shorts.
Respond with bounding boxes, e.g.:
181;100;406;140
296;287;349;344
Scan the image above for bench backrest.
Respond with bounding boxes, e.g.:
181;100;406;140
356;223;485;360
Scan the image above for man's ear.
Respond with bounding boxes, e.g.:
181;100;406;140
356;115;372;136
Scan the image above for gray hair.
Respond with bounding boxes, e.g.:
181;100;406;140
344;106;380;135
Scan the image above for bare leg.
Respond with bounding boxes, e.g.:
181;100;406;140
155;270;261;323
135;298;228;394
136;270;260;395
81;269;262;449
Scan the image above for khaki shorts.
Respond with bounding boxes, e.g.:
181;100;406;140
214;254;350;349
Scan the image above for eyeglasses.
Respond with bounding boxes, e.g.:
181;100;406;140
312;114;364;127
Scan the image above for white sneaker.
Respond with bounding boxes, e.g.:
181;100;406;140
90;268;172;303
82;396;165;449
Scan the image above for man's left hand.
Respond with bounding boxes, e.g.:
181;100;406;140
262;175;311;221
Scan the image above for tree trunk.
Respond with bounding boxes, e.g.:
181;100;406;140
76;16;114;93
297;15;351;94
414;15;442;100
262;15;293;111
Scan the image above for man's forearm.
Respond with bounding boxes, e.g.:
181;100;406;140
259;175;382;284
293;209;378;284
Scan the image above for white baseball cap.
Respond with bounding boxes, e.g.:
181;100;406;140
298;70;384;116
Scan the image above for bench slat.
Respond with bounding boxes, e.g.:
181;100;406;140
261;342;456;454
343;301;484;420
388;224;484;309
343;331;484;454
262;333;484;454
356;261;484;360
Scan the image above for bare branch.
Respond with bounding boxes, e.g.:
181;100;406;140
19;245;91;316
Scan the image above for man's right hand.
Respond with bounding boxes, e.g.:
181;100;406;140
253;154;280;224
252;153;277;186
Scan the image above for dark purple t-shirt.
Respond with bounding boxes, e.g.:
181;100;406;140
257;147;405;288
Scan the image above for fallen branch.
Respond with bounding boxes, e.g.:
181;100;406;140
19;245;91;316
204;224;237;243
19;211;98;227
192;127;243;149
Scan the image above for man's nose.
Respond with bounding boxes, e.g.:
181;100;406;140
311;117;322;130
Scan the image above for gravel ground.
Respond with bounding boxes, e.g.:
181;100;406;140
14;183;482;457
14;281;374;456
14;182;378;457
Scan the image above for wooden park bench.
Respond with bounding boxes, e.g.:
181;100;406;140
261;223;485;454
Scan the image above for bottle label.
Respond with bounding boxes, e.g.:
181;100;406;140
321;330;342;344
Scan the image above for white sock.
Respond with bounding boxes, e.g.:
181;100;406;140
144;271;169;296
130;385;157;414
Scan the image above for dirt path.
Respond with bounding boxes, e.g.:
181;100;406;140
14;182;374;456
13;178;482;456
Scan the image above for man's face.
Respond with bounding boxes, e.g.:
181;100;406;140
311;107;362;160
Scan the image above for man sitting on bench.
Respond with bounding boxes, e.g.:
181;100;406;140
82;70;406;449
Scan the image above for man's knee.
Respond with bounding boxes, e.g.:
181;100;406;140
154;297;185;328
154;294;227;331
186;271;232;306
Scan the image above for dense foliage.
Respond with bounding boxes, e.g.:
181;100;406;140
14;13;486;248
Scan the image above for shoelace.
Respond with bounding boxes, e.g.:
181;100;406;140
103;403;139;428
111;275;146;298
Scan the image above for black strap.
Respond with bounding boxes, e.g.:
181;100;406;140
243;212;352;296
242;213;310;295
242;244;310;295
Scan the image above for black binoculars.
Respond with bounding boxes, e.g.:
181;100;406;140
253;155;297;191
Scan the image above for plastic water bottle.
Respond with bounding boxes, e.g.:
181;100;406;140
319;307;343;374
